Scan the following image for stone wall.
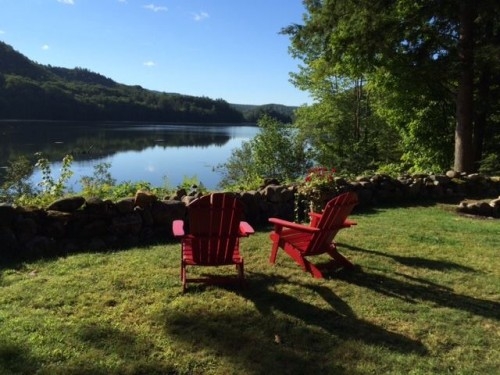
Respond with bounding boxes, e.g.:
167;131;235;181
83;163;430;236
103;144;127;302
1;173;499;263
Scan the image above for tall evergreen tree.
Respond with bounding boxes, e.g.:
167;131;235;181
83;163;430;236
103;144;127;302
284;0;500;173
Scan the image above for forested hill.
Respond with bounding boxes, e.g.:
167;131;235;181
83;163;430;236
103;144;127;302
0;41;295;123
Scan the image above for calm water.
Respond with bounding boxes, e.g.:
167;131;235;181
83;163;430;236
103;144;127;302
0;121;259;191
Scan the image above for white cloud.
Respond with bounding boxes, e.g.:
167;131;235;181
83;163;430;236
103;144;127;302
143;61;156;67
57;0;75;4
42;44;50;50
144;4;167;12
193;11;209;21
0;30;5;35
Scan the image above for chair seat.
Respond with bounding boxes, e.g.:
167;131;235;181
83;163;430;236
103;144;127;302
182;246;243;266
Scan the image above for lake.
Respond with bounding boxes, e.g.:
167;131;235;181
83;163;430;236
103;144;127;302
0;121;259;191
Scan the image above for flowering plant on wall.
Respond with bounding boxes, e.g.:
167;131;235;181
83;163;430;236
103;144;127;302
296;166;341;219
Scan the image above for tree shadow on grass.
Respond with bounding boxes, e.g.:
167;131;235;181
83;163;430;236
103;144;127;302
67;323;178;375
338;242;476;273
162;273;427;374
333;265;499;321
0;339;40;374
16;323;178;375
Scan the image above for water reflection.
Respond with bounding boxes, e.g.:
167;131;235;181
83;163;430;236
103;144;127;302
0;121;258;190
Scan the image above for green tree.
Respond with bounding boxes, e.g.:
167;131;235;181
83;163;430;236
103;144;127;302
294;76;400;174
0;155;35;200
218;115;311;189
284;0;500;173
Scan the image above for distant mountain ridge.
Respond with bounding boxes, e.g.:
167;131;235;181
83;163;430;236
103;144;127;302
0;41;296;123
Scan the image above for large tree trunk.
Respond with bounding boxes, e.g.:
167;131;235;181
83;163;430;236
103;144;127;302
474;67;490;167
454;0;475;173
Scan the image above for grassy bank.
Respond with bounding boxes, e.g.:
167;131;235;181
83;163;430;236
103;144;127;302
0;204;498;374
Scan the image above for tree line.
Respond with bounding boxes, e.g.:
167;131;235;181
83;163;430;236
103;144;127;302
0;41;294;124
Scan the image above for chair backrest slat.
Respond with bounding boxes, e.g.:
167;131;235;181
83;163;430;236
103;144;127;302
306;192;358;255
187;193;243;265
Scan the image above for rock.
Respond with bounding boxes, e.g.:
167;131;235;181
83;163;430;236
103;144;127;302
137;206;154;227
182;195;197;205
46;210;73;221
115;198;135;214
489;197;500;208
43;220;66;239
358;181;374;189
356;176;370;182
239;192;261;225
430;174;451;185
174;188;187;200
261;178;280;188
408;180;423;197
47;196;86;212
0;227;19;255
477;202;495;217
88;238;107;251
356;188;373;206
261;184;285;203
134;190;157;209
25;236;56;258
467;173;483;182
459;200;497;217
14;218;38;244
81;220;109;238
109;213;142;236
412;173;429;179
151;200;186;226
0;204;16;227
84;197;114;216
446;170;460;178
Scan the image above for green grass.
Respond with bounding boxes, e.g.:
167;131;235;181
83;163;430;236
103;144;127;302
1;204;499;374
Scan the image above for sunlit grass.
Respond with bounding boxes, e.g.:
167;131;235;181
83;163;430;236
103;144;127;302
1;204;499;374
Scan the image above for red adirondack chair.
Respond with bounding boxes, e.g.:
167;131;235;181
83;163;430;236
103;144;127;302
172;193;254;292
268;191;358;278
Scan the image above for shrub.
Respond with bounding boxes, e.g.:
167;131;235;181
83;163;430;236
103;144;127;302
217;115;311;189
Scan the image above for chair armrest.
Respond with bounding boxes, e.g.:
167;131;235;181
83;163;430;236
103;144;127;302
309;212;357;228
309;212;322;227
239;221;255;236
268;217;319;233
309;212;322;220
172;220;185;237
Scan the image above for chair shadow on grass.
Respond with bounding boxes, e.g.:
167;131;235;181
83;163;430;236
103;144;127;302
163;273;428;374
238;272;428;355
333;244;499;321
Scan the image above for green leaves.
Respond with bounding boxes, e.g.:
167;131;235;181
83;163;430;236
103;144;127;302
284;0;500;174
218;116;311;189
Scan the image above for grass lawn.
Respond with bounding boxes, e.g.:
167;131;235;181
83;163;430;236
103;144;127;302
0;204;499;374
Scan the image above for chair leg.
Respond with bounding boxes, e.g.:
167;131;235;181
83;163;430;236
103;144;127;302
181;262;187;292
281;245;325;278
295;254;324;278
269;233;280;264
304;260;325;278
328;244;354;269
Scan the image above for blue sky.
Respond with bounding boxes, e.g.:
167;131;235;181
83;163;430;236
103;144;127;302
0;0;311;106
